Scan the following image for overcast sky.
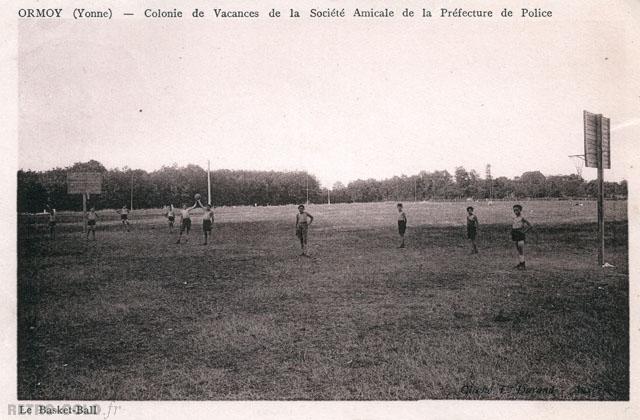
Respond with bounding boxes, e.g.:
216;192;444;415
18;1;640;188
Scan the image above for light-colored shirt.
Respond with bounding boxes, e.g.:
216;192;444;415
203;209;214;222
181;209;191;219
87;212;97;221
398;211;407;222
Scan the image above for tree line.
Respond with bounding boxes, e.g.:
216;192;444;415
329;168;627;204
17;161;627;213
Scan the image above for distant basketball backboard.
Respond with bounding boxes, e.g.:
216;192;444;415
583;111;610;169
67;172;102;194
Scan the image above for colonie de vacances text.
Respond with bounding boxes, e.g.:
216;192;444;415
18;7;553;19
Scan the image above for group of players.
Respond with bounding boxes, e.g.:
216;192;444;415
168;198;215;245
288;201;533;268
82;197;216;245
394;202;534;270
43;198;535;269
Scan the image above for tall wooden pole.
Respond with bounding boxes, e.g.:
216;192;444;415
596;114;605;266
130;171;134;211
82;192;87;234
207;160;212;205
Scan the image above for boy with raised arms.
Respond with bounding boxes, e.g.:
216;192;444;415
176;203;198;244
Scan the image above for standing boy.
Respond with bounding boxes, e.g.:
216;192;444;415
466;206;479;254
47;207;57;240
511;204;533;270
166;205;176;232
116;206;130;232
202;204;214;245
397;203;407;248
295;204;314;256
87;207;98;240
176;203;198;244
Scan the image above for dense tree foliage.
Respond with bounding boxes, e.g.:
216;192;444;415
329;169;626;204
17;161;627;212
18;161;321;212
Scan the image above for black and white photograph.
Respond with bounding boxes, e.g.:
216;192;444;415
2;0;639;419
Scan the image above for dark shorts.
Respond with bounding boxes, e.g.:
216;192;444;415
467;226;477;240
181;218;191;232
296;223;309;242
511;229;526;242
398;220;407;235
49;221;56;227
168;216;175;222
203;220;212;232
88;220;96;227
121;214;128;220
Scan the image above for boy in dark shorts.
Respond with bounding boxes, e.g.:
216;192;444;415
176;203;197;244
202;205;214;245
466;206;478;254
397;203;407;248
87;207;97;240
511;204;533;270
47;207;57;240
166;204;176;232
295;204;314;256
116;206;130;232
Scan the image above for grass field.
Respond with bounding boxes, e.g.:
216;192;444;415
17;200;628;400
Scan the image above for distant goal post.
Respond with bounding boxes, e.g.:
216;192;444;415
67;172;103;233
582;110;612;267
67;172;103;195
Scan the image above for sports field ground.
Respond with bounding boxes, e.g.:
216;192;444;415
17;200;628;400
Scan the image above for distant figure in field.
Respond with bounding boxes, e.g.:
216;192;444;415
165;205;176;232
47;207;57;240
116;206;130;232
87;207;98;240
295;204;314;256
511;204;533;270
466;206;479;254
397;203;407;248
202;204;214;245
176;203;198;244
